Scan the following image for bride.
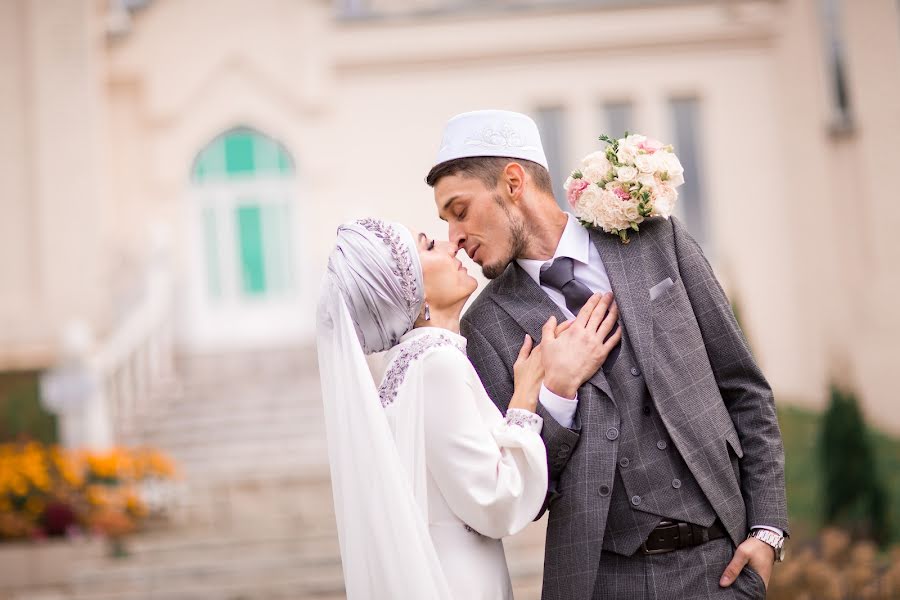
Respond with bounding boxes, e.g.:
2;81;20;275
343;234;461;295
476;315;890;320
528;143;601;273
316;217;620;599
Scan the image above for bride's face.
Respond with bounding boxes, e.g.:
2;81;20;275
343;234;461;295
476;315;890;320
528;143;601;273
415;232;478;310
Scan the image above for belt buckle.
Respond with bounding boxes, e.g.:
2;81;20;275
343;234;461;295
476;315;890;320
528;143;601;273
640;520;676;555
640;540;672;555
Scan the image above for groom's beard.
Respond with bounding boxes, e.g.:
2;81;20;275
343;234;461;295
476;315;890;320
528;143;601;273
482;194;527;280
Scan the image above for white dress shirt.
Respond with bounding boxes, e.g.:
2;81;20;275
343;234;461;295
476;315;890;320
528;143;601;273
515;214;784;538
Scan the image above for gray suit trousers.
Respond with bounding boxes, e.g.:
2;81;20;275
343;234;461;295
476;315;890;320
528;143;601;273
592;539;766;600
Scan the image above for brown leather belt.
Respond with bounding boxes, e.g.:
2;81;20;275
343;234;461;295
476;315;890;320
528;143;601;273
638;520;727;555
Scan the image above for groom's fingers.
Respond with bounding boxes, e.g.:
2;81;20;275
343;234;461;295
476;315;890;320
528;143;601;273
575;293;603;328
597;301;619;339
541;316;558;344
587;292;613;332
719;547;750;588
602;319;622;353
554;319;574;336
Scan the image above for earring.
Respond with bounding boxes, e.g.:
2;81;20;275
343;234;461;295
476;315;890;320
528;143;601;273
424;303;431;321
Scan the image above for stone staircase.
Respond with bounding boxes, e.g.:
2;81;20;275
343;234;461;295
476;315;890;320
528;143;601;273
10;347;546;600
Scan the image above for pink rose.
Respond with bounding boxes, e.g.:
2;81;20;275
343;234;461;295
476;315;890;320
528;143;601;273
566;178;590;208
637;138;664;154
610;184;631;202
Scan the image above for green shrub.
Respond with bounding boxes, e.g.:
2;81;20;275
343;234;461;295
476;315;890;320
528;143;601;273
819;384;890;545
0;372;57;444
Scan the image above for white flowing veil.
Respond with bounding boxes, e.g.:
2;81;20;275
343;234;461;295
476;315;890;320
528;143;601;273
316;275;453;599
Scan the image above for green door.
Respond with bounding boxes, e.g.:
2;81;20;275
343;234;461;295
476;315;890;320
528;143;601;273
236;204;267;296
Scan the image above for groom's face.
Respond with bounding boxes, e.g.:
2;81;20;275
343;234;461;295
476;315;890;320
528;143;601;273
433;174;525;279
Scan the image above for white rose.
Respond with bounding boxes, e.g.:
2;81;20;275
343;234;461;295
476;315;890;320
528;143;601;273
634;153;658;174
651;183;678;217
659;152;685;187
616;165;638;182
577;184;602;210
623;201;640;222
582;151;611;170
637;172;657;188
582;163;610;183
623;134;647;146
616;144;637;165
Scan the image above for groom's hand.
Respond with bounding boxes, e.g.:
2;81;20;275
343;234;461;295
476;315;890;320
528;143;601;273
719;537;775;589
540;292;620;399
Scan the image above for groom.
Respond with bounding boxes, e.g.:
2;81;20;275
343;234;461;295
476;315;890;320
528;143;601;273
426;110;787;600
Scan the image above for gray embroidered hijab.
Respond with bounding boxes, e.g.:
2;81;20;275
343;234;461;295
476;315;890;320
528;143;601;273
327;218;425;354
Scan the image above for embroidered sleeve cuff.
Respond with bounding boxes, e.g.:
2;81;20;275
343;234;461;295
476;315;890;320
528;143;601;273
504;408;543;434
751;525;785;537
538;383;578;429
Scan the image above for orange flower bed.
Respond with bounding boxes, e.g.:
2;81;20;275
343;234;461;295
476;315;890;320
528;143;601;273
0;442;179;541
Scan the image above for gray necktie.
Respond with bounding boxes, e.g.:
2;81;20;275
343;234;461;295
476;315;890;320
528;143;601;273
539;257;594;316
539;256;621;369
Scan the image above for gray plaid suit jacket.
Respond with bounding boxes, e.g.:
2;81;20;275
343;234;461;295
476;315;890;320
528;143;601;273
460;216;788;600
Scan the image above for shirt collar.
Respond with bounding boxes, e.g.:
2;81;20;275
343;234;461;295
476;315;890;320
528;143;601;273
516;213;591;285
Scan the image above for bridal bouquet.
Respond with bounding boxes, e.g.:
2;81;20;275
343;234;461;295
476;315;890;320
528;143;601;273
564;133;684;244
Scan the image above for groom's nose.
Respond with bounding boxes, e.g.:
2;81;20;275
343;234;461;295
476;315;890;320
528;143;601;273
448;223;466;250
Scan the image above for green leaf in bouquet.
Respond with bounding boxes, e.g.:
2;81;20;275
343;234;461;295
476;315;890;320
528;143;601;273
572;170;583;179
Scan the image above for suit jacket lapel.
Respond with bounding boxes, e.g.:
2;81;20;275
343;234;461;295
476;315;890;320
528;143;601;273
492;262;614;401
589;227;655;381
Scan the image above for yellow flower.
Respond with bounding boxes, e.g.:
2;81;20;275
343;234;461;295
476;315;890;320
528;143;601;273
85;485;107;506
24;497;44;516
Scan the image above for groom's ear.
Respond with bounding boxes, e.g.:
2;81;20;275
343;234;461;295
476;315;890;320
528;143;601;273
502;162;527;203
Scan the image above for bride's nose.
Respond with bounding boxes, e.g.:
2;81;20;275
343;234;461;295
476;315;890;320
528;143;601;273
435;240;458;256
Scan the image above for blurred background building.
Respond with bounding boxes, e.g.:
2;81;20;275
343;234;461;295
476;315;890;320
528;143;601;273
1;0;898;598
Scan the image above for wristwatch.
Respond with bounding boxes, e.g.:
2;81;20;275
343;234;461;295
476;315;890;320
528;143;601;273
748;529;786;562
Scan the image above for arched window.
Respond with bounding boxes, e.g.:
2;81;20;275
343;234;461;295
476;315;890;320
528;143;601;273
191;128;296;302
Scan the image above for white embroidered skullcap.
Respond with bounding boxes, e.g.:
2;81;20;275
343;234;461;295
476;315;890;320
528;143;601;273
432;109;549;171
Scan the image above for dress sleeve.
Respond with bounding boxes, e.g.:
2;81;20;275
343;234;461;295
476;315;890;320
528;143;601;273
421;348;549;539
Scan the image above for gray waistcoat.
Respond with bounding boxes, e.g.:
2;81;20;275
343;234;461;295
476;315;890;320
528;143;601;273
600;328;717;556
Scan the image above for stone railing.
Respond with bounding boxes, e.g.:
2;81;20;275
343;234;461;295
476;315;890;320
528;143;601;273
40;231;178;449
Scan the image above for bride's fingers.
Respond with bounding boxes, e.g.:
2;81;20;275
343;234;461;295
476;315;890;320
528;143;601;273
515;334;533;364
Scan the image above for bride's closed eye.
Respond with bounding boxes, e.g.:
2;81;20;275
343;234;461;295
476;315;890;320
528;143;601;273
418;233;436;251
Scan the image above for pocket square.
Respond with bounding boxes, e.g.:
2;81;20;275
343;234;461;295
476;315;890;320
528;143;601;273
649;277;675;301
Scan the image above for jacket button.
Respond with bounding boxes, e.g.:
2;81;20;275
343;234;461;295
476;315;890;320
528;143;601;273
631;495;642;506
672;479;682;489
643;405;652;416
606;427;619;441
631;367;641;377
559;443;571;453
619;457;630;468
599;485;610;497
656;440;667;451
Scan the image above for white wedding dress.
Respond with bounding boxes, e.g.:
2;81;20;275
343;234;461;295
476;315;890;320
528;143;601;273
378;327;549;600
317;272;548;600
